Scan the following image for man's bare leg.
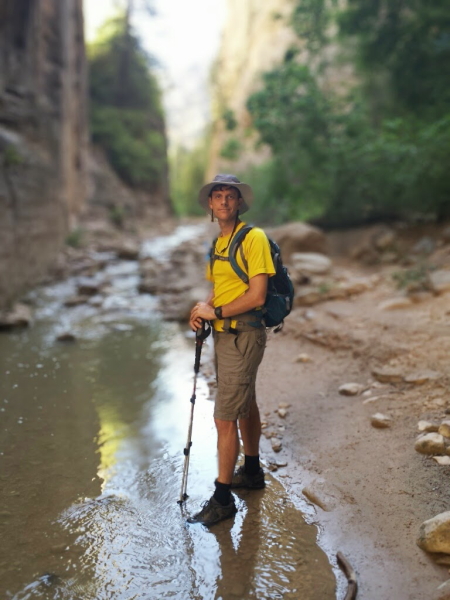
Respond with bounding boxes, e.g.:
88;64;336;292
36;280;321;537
238;396;261;456
215;418;240;484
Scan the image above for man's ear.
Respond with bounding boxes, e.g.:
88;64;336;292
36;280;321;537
208;197;213;210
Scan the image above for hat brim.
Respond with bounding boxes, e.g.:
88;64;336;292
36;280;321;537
198;181;253;214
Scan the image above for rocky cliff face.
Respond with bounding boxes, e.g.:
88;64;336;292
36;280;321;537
0;0;88;308
207;0;299;179
207;0;354;179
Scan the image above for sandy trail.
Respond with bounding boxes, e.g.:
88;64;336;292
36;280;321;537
256;260;450;600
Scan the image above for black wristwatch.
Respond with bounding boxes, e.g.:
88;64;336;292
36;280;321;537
214;306;223;320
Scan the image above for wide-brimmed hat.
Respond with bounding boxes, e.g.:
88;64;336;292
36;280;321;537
198;174;253;214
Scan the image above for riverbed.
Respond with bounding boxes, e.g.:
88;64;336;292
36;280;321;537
0;226;335;599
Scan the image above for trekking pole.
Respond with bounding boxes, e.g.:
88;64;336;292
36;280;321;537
178;319;211;505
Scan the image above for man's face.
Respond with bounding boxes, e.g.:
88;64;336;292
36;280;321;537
208;186;242;222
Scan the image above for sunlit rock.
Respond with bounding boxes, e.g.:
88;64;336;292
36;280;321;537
417;511;450;554
371;413;392;428
414;433;446;455
338;383;365;396
0;303;32;330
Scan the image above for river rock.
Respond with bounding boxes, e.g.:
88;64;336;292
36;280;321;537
438;421;450;439
0;303;32;330
428;270;450;294
296;353;311;363
77;278;102;296
271;438;282;452
371;413;392;428
432;456;450;466
339;383;365;396
290;252;332;275
56;332;77;342
414;433;447;455
417;511;450;554
378;297;413;311
371;366;404;384
269;222;328;263
404;370;442;385
418;421;439;433
115;241;140;260
302;479;339;511
294;286;325;306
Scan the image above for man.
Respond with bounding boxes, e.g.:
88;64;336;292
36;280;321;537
188;174;275;526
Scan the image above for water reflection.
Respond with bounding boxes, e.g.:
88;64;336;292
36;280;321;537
0;229;335;599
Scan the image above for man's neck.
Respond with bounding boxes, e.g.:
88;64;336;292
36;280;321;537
219;218;241;237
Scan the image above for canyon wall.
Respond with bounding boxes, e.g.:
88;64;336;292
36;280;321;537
207;0;354;179
0;0;88;308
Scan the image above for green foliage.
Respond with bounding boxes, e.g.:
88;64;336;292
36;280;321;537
220;138;242;160
88;13;167;189
392;264;430;291
222;109;237;131
2;145;23;167
338;0;450;118
66;228;84;248
243;0;450;227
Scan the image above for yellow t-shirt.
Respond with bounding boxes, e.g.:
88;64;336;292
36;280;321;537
206;222;275;331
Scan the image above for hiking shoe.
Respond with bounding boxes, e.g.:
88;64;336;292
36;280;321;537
187;496;237;526
231;466;265;490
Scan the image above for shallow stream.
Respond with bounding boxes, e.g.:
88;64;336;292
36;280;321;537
0;226;335;599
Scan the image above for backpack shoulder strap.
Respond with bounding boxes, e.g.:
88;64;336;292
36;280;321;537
229;225;254;284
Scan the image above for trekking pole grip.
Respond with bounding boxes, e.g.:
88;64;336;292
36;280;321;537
194;320;210;373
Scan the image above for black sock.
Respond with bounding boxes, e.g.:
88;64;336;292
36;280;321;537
244;454;260;476
213;480;232;506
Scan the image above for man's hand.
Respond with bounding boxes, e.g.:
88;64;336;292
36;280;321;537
189;302;215;331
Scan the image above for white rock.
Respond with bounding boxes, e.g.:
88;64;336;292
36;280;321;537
417;420;439;433
296;353;311;363
362;396;381;404
428;270;450;294
378;297;413;311
404;370;442;385
371;366;404;384
438;421;450;439
291;252;332;274
371;413;392;428
417;511;450;554
278;402;291;409
271;439;282;452
277;408;287;418
414;433;446;455
433;456;450;466
338;383;365;396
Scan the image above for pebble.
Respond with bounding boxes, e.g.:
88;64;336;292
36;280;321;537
56;332;77;342
433;456;450;466
362;395;381;404
414;433;447;455
371;413;392;428
296;353;311;363
339;382;365;396
378;297;413;311
271;439;282;452
277;408;287;418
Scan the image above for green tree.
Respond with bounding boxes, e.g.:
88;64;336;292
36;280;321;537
88;12;167;190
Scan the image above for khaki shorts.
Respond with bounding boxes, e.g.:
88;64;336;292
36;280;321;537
213;327;267;421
